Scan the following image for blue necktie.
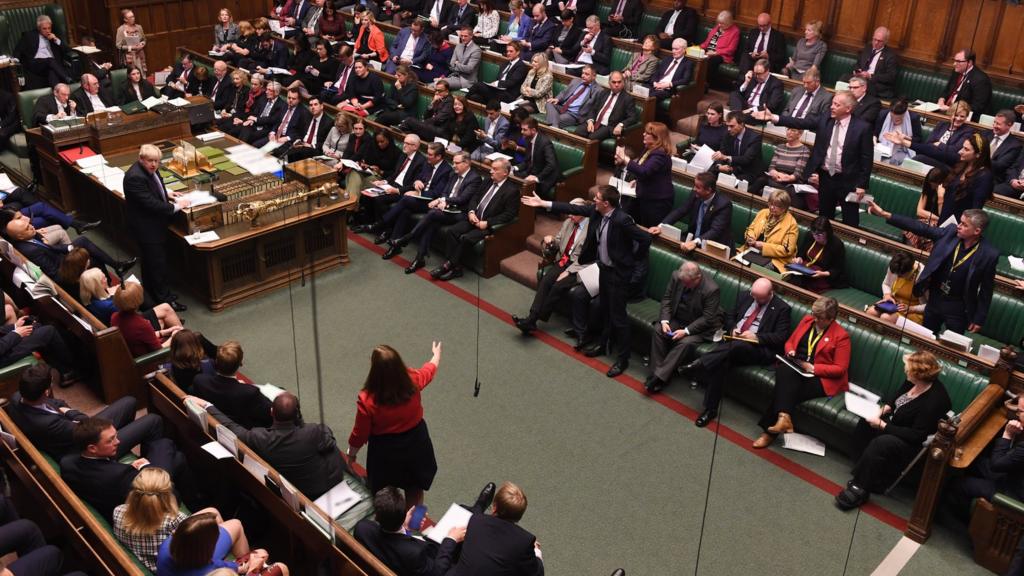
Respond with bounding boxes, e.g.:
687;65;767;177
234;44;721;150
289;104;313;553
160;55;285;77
694;201;707;238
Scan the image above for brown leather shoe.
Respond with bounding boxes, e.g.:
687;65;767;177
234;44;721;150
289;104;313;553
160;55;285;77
767;412;794;434
752;433;776;449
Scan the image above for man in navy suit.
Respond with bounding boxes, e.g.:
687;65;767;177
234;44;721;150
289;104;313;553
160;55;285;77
447;481;544;576
160;53;204;98
472;101;511;160
253;87;311;149
236;81;286;144
523;184;652;378
14;15;70;88
985;110;1022;185
656;0;698;48
515;118;559;199
389;152;482;273
755;91;873;227
728;58;784;114
996;150;1024;199
682;279;792;426
654;171;732;251
385;20;430;74
849;27;899;99
355;486;461;576
602;0;641;38
938;49;992;120
648;39;693;99
467;42;530;104
868;204;998;335
193;341;272;430
736;12;787;75
563;15;611;75
2;211;131;282
377;142;453;247
124;144;191;307
520;4;557;58
287;97;333;161
575;71;637;142
439;0;477;36
360;133;428;231
712;111;763;183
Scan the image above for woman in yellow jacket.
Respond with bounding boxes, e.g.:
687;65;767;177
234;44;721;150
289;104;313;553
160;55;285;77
742;188;799;272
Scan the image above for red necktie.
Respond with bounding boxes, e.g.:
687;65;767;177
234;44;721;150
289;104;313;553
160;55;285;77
305;116;319;144
596;93;616;125
948;72;965;102
354;137;360;153
747;82;764;107
662;59;679;82
739;303;763;333
560;83;587;113
558;224;579;267
278;107;294;137
754;32;766;54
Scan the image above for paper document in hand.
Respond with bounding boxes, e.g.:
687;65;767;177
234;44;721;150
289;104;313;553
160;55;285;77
202;441;234;459
608;176;636;197
314;481;362;519
1009;256;1024;271
939;214;958;229
782;433;826;456
124;274;141;285
578;263;600;297
844;192;874;204
689;145;715;172
427;503;473;544
791;184;818;195
776;354;814;377
844;383;881;419
660;223;682;242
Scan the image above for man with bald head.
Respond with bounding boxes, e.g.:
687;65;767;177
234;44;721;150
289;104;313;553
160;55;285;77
189;391;347;500
575;71;637;141
205;60;235;111
737;12;787;75
681;279;792;426
71;73;115;115
644;262;722;394
753;90;873;227
850;27;899;99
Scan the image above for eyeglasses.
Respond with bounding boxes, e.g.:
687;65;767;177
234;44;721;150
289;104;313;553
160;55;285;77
953;59;967;63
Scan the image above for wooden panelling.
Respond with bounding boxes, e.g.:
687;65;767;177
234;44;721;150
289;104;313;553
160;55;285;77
831;0;873;46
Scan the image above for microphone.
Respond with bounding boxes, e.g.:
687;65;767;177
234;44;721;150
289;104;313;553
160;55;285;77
473;378;481;397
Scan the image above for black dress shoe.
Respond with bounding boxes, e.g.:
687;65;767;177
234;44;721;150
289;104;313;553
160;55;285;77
350;223;369;233
834;483;870;511
405;257;426;274
382;244;402;259
695;409;717;428
606;360;628;378
168;301;188;312
644;376;666;393
564;328;579;338
438;266;463;281
429;261;451;279
679;359;704;376
113;257;137;277
392;234;410;248
72;219;101;234
573;337;589;351
474;482;496;512
365;222;382;234
512;315;536;335
373;231;391;245
582;343;605;357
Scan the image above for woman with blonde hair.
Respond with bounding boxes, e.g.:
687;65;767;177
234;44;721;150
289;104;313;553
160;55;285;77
835;350;951;510
614;121;675;226
742;188;799;272
113;467;249;571
784;20;826;78
347;342;443;506
213;8;239;51
80;269;181;333
518;52;553;114
322;114;353;163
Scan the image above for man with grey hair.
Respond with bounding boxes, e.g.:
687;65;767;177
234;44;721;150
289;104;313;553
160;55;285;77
71;73;115;115
15;14;70;88
848;75;881;127
867;203;998;335
850;26;899;99
236;80;285;144
644;262;722;394
985;110;1023;186
782;68;832;122
753;90;873;227
32;83;76;127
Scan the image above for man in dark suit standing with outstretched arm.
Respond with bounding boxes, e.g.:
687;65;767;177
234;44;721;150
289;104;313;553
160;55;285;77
523;184;651;378
123;144;190;310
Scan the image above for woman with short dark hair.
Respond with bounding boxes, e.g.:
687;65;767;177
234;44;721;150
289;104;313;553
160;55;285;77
790;216;846;293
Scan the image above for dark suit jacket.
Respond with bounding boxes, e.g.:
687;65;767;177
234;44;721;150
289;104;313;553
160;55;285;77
852;94;882;127
447;513;543;576
250;96;287;132
605;0;641;30
119;80;158;105
209;406;345;500
440;169;483;208
661;191;732;248
522;17;558;57
854;45;899;99
720;128;763;183
984;129;1023;184
728;75;784;113
738;27;787;73
659;273;722;336
414;160;455;197
71;87;116;115
657;8;698;44
880;379;951;447
299;113;333;150
585;90;637;129
782;86;832;121
15;29;67;66
649;56;693;91
31;94;74;127
627;147;673;205
548;203;651;278
13;235;76;279
276;105;313;142
469;178;519;228
60;454;138;521
390;27;430;67
164;63;204;96
354;518;457;576
391;152;428;190
943;66;992;118
494;59;530;101
441;3;477;35
777;114;873;189
343;133;372;162
888;214;999;326
521;133;558;193
7;393;86;457
573;30;612;75
424;95;455;129
205;75;236;111
193;374;273;430
551;26;583;60
124;161;175;244
724;293;791;352
911;121;974;167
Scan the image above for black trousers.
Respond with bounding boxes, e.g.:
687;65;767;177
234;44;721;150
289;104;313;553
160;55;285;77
409;209;461;259
597;262;631;363
698;341;774;410
758;366;825;430
382;195;430;238
96;396;164;460
818;172;860;227
850;422;918;493
527;265;577;323
573;123;614;141
72;236;119;271
443;219;489;266
24;57;69;88
137;238;173;303
923;294;969;335
0;325;74;373
366;193;402;225
466;83;510;105
626;197;673;228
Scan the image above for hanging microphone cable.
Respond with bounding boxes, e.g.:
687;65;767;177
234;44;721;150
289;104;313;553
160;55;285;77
474;256;482;397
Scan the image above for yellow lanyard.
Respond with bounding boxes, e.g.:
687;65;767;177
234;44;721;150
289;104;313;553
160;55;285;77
805;242;824;267
637;150;651;165
806;325;826;359
950;242;978;274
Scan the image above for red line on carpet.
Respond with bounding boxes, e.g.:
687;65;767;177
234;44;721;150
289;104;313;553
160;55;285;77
349;232;908;532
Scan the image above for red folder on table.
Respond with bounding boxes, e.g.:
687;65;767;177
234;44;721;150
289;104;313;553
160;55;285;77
58;146;97;165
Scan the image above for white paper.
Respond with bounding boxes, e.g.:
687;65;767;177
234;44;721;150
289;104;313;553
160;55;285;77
834;80;850;92
845;383;882;420
168;97;191;107
303;508;333;539
549;62;565;74
689;144;715;172
632;85;650;98
184;398;208;434
202;441;234;459
978;344;1001;362
124;274;141;285
426;503;472;544
257;383;286;401
977;114;996;127
939;214;958;228
893;315;936;340
259;140;281;153
939;329;972;353
0;173;16;192
76;154;106;168
216;424;238;458
242;453;268;481
185;231;220;245
717;172;737;188
577;263;600;297
608;175;636;197
901;158;931;175
485;152;512;162
183;191;217;207
782;433;826;456
912;101;941;113
791;184;818;195
141;95;165;108
280;478;301;513
845;192;874;204
73;45;101;54
671;157;687;172
1009;256;1024;271
196;132;224;142
314;481;362;519
265;67;291;75
660;224;682;242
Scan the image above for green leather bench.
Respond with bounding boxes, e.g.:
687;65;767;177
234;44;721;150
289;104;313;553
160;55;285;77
637;13;661;39
896;67;948;105
819;52;857;87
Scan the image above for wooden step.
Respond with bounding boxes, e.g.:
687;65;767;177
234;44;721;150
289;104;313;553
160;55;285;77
499;250;543;289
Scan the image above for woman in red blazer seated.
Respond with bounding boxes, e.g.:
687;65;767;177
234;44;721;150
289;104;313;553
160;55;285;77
347;341;442;506
753;296;850;449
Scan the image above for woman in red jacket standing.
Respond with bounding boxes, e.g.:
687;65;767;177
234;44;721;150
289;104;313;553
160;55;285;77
753;296;850;449
347;342;442;506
